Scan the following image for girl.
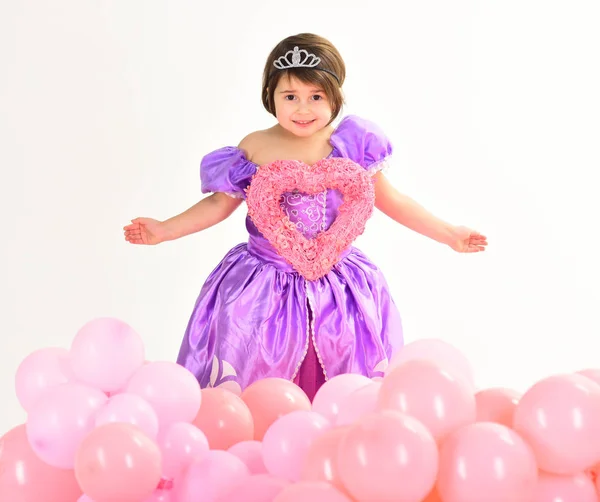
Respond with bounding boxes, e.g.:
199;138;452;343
123;33;487;400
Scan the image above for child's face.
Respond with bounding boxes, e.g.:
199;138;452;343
272;75;333;137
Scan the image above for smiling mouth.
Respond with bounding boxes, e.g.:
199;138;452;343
293;120;315;125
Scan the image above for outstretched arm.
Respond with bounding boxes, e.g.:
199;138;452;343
124;193;243;245
373;172;487;253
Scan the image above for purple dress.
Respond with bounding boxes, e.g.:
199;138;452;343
176;115;404;399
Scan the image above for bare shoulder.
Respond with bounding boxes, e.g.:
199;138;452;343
238;129;272;152
237;127;277;162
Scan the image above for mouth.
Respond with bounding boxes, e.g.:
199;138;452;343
293;119;316;127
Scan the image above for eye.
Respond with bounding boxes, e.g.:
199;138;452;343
312;95;324;101
284;95;296;101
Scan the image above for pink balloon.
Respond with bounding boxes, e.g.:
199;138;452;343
338;410;438;502
75;423;162;502
241;378;311;441
262;410;331;482
26;382;108;469
437;422;538;502
160;422;209;479
533;471;598;502
475;387;521;428
15;347;72;412
217;474;289;502
513;373;600;474
301;426;351;495
336;381;381;426
125;361;201;431
228;440;267;474
69;317;145;392
95;392;159;439
143;490;173;502
578;369;600;386
274;481;353;502
0;424;83;501
378;359;476;441
386;338;475;390
175;450;250;502
78;496;94;502
312;373;372;423
192;387;254;450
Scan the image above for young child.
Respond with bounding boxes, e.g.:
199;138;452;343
124;33;487;400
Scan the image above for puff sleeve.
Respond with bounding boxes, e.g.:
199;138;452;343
329;115;393;173
200;147;257;198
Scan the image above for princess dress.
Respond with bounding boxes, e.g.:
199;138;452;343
176;115;403;400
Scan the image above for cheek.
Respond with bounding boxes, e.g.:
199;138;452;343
316;102;333;119
274;100;293;118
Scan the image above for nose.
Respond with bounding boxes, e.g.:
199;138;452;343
296;100;313;113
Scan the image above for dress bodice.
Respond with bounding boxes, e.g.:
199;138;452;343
199;114;393;242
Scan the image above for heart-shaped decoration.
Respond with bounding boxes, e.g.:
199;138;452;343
246;158;375;281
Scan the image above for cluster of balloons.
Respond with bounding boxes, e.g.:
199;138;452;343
3;317;600;502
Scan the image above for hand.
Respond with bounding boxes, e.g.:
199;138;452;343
449;225;488;253
123;217;167;245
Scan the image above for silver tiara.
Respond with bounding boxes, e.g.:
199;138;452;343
273;46;321;70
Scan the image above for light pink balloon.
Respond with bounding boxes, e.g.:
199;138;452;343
386;338;475;390
78;496;94;502
378;359;476;441
312;374;372;423
274;481;353;502
338;410;438;502
69;317;145;393
144;490;173;502
336;381;381;426
75;423;162;502
475;387;521;428
513;373;600;474
578;369;600;386
15;347;72;412
26;382;108;468
175;450;250;502
160;422;209;479
228;440;267;474
95;392;159;439
533;471;598;502
125;361;201;431
217;474;289;502
262;410;331;482
437;422;538;502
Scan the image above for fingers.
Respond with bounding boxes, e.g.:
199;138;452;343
124;223;147;244
126;236;145;244
465;245;486;252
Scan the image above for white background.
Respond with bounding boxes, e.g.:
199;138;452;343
1;0;599;434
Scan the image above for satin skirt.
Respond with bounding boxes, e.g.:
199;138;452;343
176;236;403;399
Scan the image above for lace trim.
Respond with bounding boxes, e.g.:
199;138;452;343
291;281;312;382
222;191;244;199
367;155;392;176
305;281;328;381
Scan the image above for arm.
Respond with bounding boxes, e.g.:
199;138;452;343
373;172;487;252
124;193;242;245
161;192;243;241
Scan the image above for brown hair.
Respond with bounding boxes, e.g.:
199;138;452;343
261;33;346;125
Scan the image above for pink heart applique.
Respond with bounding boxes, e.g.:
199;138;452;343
246;158;375;281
